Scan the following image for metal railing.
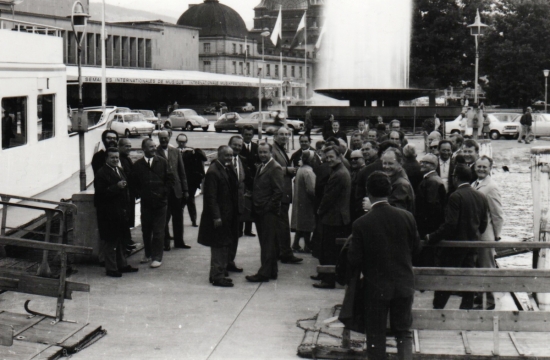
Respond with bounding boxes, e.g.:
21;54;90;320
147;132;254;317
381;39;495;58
0;17;63;37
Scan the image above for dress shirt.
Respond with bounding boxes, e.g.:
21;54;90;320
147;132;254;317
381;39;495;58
233;156;240;181
439;158;450;191
144;156;154;167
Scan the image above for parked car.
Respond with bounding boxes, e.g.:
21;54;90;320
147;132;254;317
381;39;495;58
214;112;243;133
233;103;255;113
513;113;550;139
235;111;304;134
166;109;209;131
108;112;155;138
445;113;520;140
203;102;228;115
134;109;161;129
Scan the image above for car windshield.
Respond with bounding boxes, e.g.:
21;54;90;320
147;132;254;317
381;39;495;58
492;114;517;122
184;110;198;116
226;113;237;120
139;110;154;117
124;114;146;122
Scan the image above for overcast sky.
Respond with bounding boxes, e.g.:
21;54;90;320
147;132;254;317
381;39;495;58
92;0;259;27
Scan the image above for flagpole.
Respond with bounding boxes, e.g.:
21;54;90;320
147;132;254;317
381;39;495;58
280;50;283;110
304;10;307;100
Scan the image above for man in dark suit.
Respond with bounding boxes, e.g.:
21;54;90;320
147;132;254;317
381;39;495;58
198;146;238;287
156;130;189;250
349;171;420;360
131;138;175;268
94;148;138;277
436;140;453;193
246;142;284;282
330;120;348;145
313;146;351;289
426;164;489;309
289;135;315;167
271;127;302;264
176;134;206;227
118;138;137;253
227;135;246;273
239;126;258;237
92;130;119;175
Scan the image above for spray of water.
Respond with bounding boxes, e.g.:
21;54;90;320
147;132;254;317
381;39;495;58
316;0;412;90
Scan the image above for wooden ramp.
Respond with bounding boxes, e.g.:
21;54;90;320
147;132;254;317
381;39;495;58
0;311;105;359
297;306;550;359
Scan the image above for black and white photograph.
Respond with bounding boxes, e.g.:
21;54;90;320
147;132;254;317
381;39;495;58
1;0;550;358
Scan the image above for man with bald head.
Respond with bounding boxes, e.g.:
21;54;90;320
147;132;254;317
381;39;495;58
271;127;302;263
157;130;190;251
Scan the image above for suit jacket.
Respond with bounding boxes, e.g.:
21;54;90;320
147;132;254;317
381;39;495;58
94;164;129;243
354;158;383;215
289;147;315;167
271;142;294;204
252;159;284;216
181;147;207;189
156;146;188;198
473;176;504;241
429;184;489;243
329;130;348;145
318;162;351;226
241;141;259;190
230;155;247;214
349;202;420;300
389;168;415;215
415;171;447;237
436;157;453;193
130;155;175;209
198;161;238;247
91;150;106;175
402;157;423;193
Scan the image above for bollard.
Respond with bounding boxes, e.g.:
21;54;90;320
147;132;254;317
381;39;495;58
531;146;550;310
478;139;492;158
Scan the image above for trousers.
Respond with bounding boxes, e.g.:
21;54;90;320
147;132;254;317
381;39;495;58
255;212;278;278
210;246;229;281
141;205;167;262
165;195;185;247
276;203;294;259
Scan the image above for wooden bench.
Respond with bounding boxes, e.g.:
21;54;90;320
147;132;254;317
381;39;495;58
0;235;92;346
315;239;550;357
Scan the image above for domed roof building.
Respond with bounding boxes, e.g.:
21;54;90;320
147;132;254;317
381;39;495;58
177;0;248;38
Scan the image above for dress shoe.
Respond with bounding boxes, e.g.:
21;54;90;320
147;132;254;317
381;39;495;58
270;274;278;280
118;265;139;273
310;274;323;281
150;261;162;268
244;232;256;237
210;277;233;283
140;256;151;264
281;256;303;264
227;264;243;273
245;274;269;283
174;244;191;249
106;270;122;278
313;281;335;289
192;222;198;227
212;279;234;287
164;246;171;251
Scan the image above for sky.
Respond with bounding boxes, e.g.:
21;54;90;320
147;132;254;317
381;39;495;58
91;0;259;28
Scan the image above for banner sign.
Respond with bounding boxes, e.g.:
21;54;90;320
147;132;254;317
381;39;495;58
82;76;278;87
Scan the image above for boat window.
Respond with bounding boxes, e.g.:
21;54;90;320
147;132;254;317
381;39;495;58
2;97;27;150
38;94;55;141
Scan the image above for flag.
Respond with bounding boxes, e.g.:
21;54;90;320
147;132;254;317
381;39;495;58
244;36;248;60
290;11;306;50
315;25;326;49
270;6;282;46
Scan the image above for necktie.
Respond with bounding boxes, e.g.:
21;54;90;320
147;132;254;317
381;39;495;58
233;157;239;181
147;158;152;167
473;180;479;189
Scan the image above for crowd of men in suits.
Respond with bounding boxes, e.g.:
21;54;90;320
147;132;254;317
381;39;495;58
91;118;505;359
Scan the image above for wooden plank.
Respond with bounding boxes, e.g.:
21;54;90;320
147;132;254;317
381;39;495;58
0;271;89;299
0;323;13;346
0;236;92;255
57;323;104;351
415;267;550;277
461;331;471;354
412;310;550;332
18;319;89;346
0;277;19;290
0;312;46;335
492;316;499;356
413;329;420;353
0;341;62;360
425;240;550;249
509;332;528;356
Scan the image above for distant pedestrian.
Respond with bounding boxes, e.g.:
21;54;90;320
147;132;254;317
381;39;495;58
131;138;175;269
198;146;238;287
304;108;313;139
322;114;334;140
330;120;348;145
518;107;534;144
357;119;369;138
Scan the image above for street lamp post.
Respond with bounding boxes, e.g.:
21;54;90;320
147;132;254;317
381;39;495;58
544;70;549;114
69;1;90;191
468;9;488;104
259;29;270;140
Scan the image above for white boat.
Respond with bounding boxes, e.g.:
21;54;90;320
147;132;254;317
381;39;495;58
0;18;107;198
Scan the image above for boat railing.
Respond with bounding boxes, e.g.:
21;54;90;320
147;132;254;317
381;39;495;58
0;17;63;37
